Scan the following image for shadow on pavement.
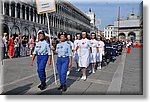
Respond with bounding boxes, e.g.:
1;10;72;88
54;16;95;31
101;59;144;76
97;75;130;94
3;83;33;95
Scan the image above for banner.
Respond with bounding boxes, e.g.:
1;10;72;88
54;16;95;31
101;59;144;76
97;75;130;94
36;0;56;14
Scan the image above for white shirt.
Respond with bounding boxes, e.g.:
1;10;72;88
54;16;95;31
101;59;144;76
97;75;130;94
90;39;98;53
78;38;91;56
97;41;105;53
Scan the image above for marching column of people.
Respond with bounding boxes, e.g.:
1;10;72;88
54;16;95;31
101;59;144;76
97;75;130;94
19;30;124;92
31;30;124;91
2;29;126;92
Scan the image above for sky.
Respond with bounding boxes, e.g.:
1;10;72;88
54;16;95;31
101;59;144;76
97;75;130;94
68;0;142;31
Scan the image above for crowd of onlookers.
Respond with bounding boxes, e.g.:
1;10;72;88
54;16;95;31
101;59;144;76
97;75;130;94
2;32;60;59
2;33;35;59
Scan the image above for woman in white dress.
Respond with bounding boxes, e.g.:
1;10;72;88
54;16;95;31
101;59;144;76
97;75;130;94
90;33;98;73
74;31;92;81
73;33;81;72
96;36;105;70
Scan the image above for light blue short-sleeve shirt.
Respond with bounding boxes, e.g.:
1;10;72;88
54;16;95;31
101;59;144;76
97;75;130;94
33;40;52;56
56;41;72;57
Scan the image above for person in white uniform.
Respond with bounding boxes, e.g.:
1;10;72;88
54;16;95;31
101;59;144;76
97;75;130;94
66;34;74;76
74;31;92;81
73;33;81;72
90;33;98;73
96;36;105;70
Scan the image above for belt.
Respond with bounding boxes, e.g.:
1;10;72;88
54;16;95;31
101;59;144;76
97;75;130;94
58;55;68;58
37;53;48;55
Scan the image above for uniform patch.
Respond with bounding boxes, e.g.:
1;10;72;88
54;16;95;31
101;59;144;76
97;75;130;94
91;42;94;45
60;46;63;49
82;42;86;45
36;46;41;48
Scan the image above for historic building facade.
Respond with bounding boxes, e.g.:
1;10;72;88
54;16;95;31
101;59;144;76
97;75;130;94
104;25;114;40
85;8;96;33
1;0;92;39
114;9;142;44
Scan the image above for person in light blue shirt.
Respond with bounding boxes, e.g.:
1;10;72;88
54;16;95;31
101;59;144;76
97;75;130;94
52;32;72;92
30;30;52;90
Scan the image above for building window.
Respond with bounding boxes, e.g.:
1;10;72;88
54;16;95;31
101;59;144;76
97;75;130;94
22;5;25;19
38;14;40;23
26;7;29;20
41;14;43;24
11;2;15;17
4;2;9;16
44;14;46;24
17;3;20;18
30;8;33;21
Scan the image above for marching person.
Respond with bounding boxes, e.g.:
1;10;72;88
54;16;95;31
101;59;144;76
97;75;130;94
105;39;113;64
66;34;74;76
118;40;123;55
112;38;118;62
96;36;105;70
90;33;98;73
30;30;52;90
52;32;72;92
74;31;92;81
73;33;81;72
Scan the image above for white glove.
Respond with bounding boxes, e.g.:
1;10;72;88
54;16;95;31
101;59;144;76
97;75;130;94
102;51;105;55
97;53;100;57
90;53;93;59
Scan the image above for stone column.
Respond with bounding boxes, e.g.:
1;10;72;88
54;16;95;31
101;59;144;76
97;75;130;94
20;4;22;19
9;2;11;16
2;0;4;15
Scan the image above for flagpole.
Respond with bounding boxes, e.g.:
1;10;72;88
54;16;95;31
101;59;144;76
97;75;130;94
118;0;120;40
46;12;57;85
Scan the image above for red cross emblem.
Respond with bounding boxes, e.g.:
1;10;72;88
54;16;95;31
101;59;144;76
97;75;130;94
60;46;63;49
91;42;94;45
82;42;86;45
98;44;100;46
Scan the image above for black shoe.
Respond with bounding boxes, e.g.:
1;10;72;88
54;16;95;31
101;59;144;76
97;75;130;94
57;85;63;90
39;82;46;90
62;85;67;92
38;84;41;88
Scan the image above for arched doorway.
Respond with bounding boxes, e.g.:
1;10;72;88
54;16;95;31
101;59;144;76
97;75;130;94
119;33;126;41
23;27;29;41
11;26;20;38
2;24;9;36
30;28;36;36
128;32;136;42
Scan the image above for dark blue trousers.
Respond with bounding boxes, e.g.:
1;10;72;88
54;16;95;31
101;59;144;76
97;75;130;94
112;49;117;57
37;55;48;82
56;57;69;86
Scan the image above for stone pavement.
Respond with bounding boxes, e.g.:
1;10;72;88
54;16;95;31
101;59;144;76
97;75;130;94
1;48;143;95
120;48;143;95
